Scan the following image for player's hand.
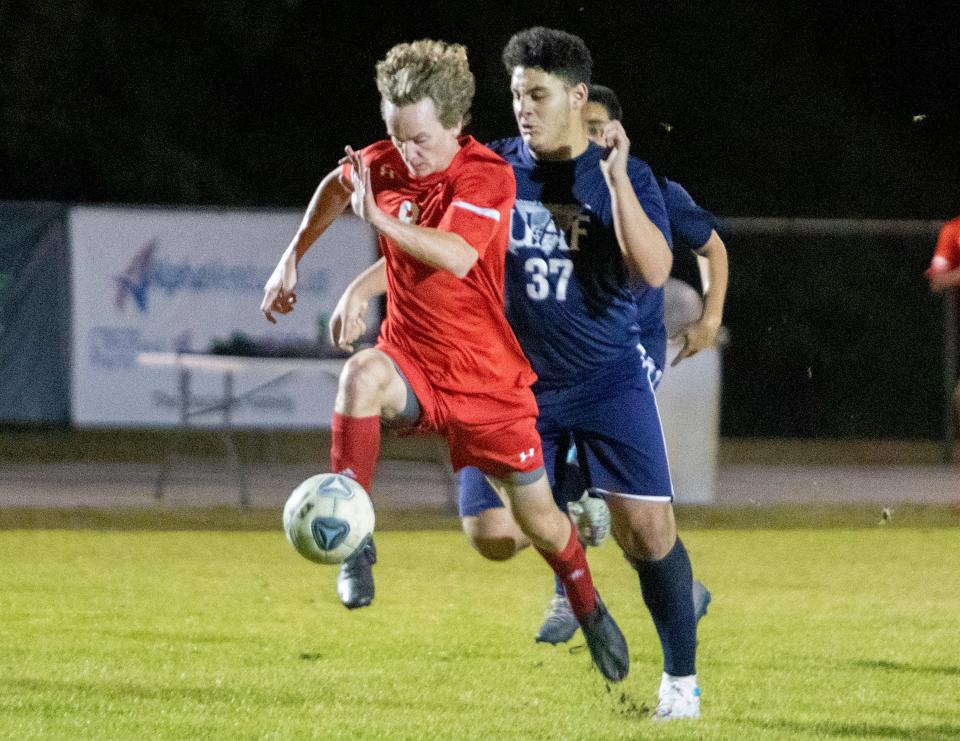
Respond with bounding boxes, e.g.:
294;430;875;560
329;286;369;353
928;271;960;293
598;120;631;184
344;146;380;226
671;317;720;366
260;254;298;324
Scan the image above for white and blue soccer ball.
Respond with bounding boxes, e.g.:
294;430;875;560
282;473;375;565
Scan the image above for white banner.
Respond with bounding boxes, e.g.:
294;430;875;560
70;206;378;427
658;345;721;504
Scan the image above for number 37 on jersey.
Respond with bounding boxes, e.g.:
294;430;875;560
510;199;588;302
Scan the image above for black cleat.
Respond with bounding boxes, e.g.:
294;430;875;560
336;535;376;609
579;594;629;682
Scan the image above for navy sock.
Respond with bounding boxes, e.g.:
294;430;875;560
554;573;565;597
632;538;697;676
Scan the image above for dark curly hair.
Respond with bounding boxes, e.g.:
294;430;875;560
501;27;592;86
587;84;622;122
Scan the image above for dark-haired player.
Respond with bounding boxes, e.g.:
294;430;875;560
465;82;723;652
459;27;701;720
260;38;629;683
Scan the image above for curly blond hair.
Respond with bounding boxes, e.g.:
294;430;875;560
375;40;475;129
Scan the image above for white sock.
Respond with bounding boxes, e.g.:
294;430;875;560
660;672;698;695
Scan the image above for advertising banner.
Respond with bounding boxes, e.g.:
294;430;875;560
70;206;378;427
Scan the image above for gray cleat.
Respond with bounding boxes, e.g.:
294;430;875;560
535;593;580;644
336;535;376;609
579;594;629;682
567;491;611;547
692;580;712;623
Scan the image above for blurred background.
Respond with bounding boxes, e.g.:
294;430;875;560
1;0;958;511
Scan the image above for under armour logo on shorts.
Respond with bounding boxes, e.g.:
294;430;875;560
519;447;536;463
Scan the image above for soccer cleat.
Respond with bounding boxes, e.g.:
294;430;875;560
579;594;629;682
336;535;376;609
652;674;701;721
692;580;712;623
534;594;580;644
566;491;610;547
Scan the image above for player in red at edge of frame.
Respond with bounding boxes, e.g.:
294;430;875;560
260;39;629;682
925;214;960;463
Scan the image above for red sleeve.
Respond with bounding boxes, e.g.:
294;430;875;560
437;162;516;258
926;218;960;276
339;142;386;182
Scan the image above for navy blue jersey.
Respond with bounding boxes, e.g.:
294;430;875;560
488;138;672;387
659;176;719;293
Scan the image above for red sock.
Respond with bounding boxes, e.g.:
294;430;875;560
330;413;380;493
535;525;597;619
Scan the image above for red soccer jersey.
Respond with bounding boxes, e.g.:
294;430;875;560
348;136;536;394
926;216;960;276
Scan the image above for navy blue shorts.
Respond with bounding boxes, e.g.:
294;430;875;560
458;352;673;517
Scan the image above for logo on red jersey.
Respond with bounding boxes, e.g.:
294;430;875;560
379;165;397;180
398;200;420;225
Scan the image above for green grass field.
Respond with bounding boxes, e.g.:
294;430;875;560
0;521;957;739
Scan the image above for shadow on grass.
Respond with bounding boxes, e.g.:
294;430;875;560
0;676;310;707
741;718;960;740
851;659;960;677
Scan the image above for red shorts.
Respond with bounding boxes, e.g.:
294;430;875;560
379;341;544;479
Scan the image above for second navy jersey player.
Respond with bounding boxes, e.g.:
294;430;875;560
658;176;720;294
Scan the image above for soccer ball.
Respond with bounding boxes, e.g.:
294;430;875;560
282;473;375;565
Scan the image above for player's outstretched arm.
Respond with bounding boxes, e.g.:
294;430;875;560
345;146;479;278
261;168;352;323
599;121;672;287
673;230;728;366
330;258;388;352
372;216;479;278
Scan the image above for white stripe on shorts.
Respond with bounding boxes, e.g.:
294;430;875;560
589;487;674;502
